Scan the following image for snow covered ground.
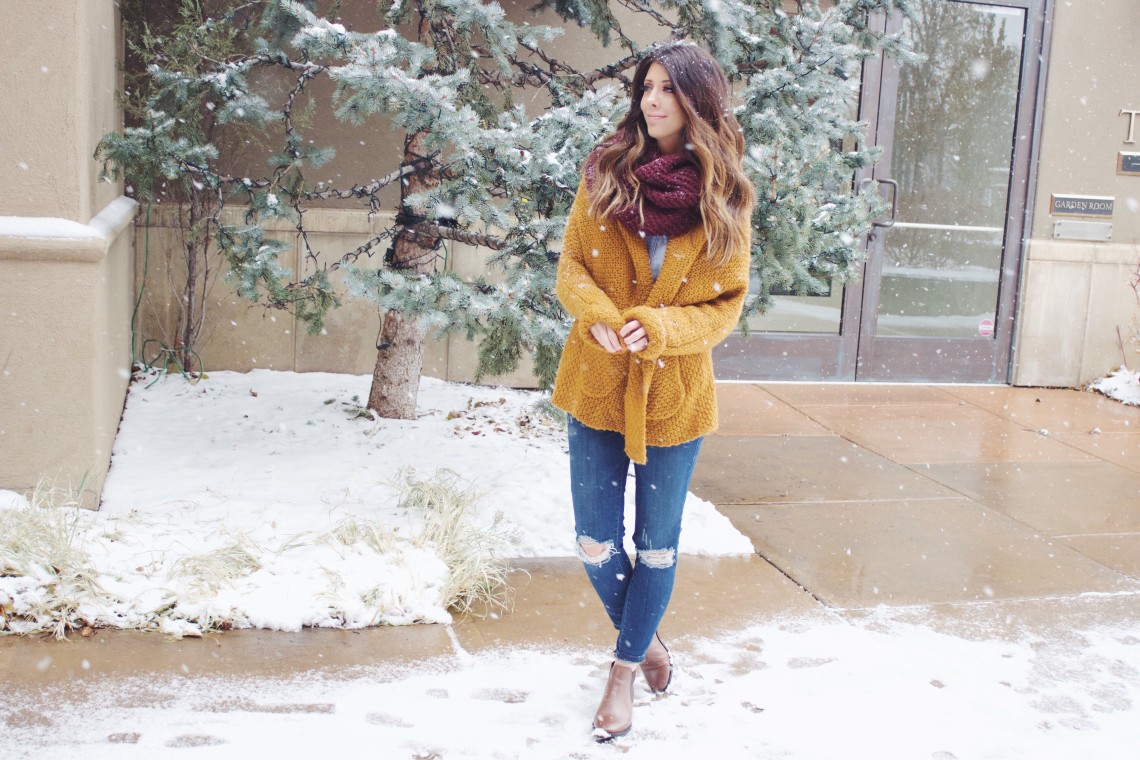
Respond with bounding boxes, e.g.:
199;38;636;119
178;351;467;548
4;608;1138;759
0;370;750;637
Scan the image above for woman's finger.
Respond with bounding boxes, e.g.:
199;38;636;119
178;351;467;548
590;323;624;353
620;320;647;351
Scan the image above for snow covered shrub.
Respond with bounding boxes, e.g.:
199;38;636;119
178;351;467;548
392;468;518;617
0;479;103;638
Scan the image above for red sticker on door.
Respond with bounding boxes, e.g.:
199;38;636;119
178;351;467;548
978;318;995;337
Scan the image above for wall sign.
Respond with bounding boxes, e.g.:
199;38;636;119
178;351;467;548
1053;220;1113;242
1049;194;1114;217
1122;109;1140;144
1118;152;1140;176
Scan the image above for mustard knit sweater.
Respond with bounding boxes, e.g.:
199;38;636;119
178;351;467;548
551;181;750;464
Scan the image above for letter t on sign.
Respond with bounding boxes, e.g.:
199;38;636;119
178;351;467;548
1122;109;1140;144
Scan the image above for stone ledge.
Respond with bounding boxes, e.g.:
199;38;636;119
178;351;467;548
0;196;138;261
1024;237;1139;265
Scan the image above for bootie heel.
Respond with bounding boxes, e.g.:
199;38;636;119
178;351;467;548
640;633;673;694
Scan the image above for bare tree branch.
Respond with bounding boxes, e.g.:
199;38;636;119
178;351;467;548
616;0;678;31
174;154;438;204
413;222;506;250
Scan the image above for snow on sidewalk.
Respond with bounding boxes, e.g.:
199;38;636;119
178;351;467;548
0;370;751;637
3;610;1138;759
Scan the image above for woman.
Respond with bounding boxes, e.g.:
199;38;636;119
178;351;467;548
551;42;756;741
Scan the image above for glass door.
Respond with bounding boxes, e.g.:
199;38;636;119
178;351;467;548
855;0;1042;382
715;0;1048;383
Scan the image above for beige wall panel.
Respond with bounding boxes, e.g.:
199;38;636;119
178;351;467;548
442;240;542;388
294;224;391;376
1032;0;1140;242
1081;258;1140;383
1014;238;1139;386
198;293;299;374
134;206;466;378
2;4;84;219
132;205;301;373
444;332;540;388
0;260;98;491
130;222;182;366
1013;256;1090;387
81;0;123;221
130;220;274;373
1;2;121;222
421;334;451;382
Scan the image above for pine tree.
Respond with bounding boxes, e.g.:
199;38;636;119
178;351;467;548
109;0;267;376
98;0;912;418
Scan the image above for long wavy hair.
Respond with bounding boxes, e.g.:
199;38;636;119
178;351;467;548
587;42;755;265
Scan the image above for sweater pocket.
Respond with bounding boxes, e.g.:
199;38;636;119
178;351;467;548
579;348;626;399
646;358;685;420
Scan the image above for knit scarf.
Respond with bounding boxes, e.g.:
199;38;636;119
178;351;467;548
585;146;702;237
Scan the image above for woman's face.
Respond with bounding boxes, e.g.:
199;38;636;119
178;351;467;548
640;62;686;154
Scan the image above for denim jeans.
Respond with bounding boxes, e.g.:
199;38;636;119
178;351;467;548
567;416;703;664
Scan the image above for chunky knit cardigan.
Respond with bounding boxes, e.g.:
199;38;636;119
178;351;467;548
551;181;750;464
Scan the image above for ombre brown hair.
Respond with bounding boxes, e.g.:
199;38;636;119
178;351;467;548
588;42;755;264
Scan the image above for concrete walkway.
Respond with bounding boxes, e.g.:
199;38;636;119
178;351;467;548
4;384;1139;686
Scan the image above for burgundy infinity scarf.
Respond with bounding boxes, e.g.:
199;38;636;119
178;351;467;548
584;146;702;237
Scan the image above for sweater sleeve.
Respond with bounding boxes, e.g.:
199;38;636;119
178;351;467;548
555;182;625;341
621;247;749;362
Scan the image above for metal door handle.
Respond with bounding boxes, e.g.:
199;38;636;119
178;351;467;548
859;178;899;228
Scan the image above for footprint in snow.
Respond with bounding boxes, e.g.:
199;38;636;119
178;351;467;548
166;734;226;748
107;732;141;744
365;712;414;728
472;687;528;704
786;656;837;669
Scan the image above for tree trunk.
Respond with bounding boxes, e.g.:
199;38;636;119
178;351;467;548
368;308;429;418
367;131;439;419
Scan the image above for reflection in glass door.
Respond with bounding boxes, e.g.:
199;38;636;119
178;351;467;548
856;0;1036;381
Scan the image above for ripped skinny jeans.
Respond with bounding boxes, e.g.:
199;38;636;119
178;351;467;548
567;416;703;665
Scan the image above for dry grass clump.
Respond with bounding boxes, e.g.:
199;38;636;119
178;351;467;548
0;477;103;638
174;537;263;593
392;468;517;617
325;515;397;555
1;468;521;636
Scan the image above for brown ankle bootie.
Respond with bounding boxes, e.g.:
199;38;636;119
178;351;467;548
641;633;673;694
592;663;636;741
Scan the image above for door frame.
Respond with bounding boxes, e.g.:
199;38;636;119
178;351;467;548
855;0;1049;383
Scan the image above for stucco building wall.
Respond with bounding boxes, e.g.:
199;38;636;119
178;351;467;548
0;1;136;504
1013;0;1139;386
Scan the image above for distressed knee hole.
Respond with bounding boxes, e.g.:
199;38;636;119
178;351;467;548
577;536;616;565
637;548;676;569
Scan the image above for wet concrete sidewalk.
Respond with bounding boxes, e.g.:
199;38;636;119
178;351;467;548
3;383;1139;685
